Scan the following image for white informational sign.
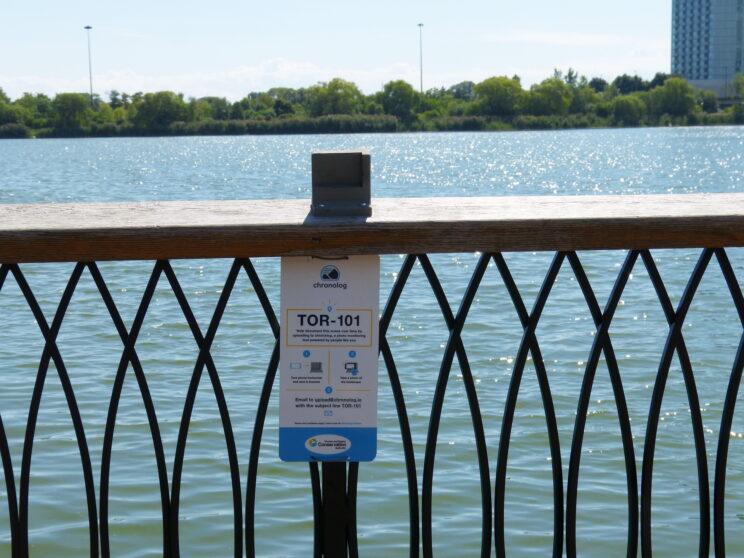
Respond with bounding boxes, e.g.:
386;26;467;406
279;255;380;462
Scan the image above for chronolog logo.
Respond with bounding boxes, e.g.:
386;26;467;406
314;265;347;289
320;265;340;281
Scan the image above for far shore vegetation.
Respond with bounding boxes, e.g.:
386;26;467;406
2;69;744;139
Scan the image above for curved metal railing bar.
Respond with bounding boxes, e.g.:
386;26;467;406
565;251;638;557
347;462;359;558
714;249;744;325
378;336;420;556
12;263;99;557
420;253;492;558
0;265;20;557
712;248;744;557
492;252;564;558
641;250;710;556
377;254;419;558
95;261;171;558
714;336;744;558
241;260;280;338
332;254;420;557
640;249;713;558
0;412;17;557
493;252;564;558
163;260;243;558
309;462;322;558
378;256;416;339
565;250;637;558
244;342;279;558
238;259;284;558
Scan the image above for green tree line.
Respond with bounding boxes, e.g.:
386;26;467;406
1;69;744;138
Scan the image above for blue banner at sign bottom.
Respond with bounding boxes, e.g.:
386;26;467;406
279;427;377;462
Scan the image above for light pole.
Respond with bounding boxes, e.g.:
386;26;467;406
84;25;94;106
417;23;424;94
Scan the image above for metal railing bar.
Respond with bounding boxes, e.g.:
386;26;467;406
241;260;279;338
492;252;565;558
640;252;675;320
242;256;332;556
491;254;529;323
339;254;421;557
0;411;18;557
493;252;564;558
92;261;172;558
713;248;744;557
335;254;424;557
566;251;638;558
346;462;359;558
244;341;280;558
310;461;322;558
714;249;744;327
240;258;283;558
378;254;419;557
0;265;20;557
163;260;243;558
713;334;744;558
640;248;714;558
379;256;416;339
415;256;455;327
379;336;420;558
12;263;99;557
640;250;710;556
566;250;638;558
420;253;492;558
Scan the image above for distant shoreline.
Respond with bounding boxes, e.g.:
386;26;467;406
2;116;743;141
2;71;743;139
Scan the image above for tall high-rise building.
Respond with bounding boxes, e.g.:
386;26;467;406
672;0;744;95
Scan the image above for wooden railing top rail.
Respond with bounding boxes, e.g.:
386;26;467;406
0;193;743;263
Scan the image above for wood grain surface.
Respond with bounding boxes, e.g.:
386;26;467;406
0;194;742;262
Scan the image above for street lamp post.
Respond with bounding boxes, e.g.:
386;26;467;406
417;23;424;94
84;25;94;106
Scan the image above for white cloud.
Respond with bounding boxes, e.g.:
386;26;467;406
0;44;671;101
0;58;424;100
472;30;669;82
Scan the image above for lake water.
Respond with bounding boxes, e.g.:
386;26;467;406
0;128;743;557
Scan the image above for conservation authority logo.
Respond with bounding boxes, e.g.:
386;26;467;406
305;434;351;455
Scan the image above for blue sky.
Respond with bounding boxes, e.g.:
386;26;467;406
1;0;671;100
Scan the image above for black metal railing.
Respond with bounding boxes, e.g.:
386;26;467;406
0;248;742;557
